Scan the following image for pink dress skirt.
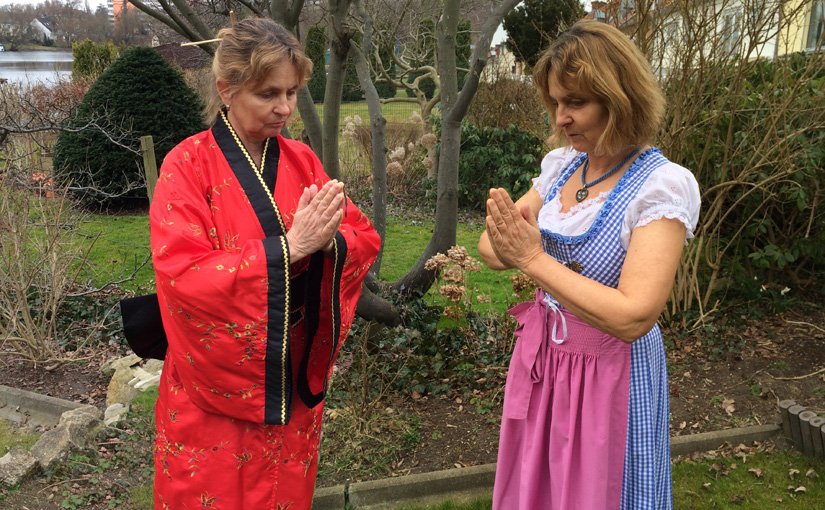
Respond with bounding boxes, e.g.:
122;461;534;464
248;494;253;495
493;292;632;509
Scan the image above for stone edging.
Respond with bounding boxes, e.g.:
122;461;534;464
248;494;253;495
311;424;782;510
0;383;782;507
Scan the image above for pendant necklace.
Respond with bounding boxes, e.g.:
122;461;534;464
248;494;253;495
576;148;640;203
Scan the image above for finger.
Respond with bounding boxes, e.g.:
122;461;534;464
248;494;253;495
520;204;537;225
490;189;515;223
296;186;312;210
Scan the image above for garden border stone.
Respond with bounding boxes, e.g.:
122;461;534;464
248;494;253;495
0;384;783;505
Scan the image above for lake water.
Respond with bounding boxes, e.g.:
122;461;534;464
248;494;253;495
0;50;73;86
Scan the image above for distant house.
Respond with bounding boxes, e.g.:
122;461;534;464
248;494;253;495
30;16;54;44
483;42;529;83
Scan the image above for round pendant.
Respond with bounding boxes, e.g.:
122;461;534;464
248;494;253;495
576;188;589;202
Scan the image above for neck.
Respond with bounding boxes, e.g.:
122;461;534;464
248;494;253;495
226;110;264;166
587;147;638;177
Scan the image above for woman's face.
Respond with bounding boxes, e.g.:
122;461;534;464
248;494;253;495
218;62;300;147
547;74;609;154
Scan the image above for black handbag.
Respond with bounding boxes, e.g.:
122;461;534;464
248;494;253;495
119;293;168;360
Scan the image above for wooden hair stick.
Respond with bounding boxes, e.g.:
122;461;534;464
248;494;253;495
180;11;234;47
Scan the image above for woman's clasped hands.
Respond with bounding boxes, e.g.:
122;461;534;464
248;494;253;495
286;179;345;261
485;188;544;271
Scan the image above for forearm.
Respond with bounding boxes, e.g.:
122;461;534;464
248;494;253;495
520;253;657;342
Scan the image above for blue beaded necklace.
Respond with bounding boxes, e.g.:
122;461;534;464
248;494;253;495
576;148;640;202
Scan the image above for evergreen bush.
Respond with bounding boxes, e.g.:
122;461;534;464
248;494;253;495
53;45;205;208
451;121;544;210
305;26;327;102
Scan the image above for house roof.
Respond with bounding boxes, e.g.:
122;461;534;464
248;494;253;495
153;43;211;71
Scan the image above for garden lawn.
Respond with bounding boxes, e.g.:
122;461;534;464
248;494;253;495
78;214;153;293
83;210;520;314
391;447;825;509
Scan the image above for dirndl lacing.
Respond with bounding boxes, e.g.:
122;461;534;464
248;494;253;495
502;288;568;420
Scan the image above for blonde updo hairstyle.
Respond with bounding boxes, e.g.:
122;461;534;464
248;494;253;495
205;18;313;124
533;20;665;156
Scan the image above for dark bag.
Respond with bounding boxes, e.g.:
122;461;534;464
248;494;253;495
119;293;168;360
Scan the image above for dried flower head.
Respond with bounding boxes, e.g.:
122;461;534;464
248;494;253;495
443;305;463;319
424;252;450;271
407;142;415;155
438;284;464;303
389;146;406;162
423;157;434;169
409;111;423;124
421;133;437;149
353;115;363;125
511;271;536;294
344;116;353;124
387;161;404;178
443;266;464;284
447;245;469;264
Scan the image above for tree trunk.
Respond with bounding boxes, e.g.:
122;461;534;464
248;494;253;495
322;0;354;180
350;0;387;276
391;0;520;297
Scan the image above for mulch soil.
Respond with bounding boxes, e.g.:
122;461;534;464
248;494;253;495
1;305;825;508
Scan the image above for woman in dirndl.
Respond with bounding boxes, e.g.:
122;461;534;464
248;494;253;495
479;20;701;510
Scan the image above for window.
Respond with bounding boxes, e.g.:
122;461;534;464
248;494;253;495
806;0;825;51
721;9;743;56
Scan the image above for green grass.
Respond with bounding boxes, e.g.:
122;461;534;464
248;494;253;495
0;419;40;456
394;497;493;510
80;210;521;314
392;448;825;509
379;217;520;315
672;448;825;509
77;213;153;293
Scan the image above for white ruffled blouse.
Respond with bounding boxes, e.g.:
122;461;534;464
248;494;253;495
532;147;701;250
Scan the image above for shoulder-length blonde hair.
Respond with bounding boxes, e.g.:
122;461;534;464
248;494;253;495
533;20;665;156
205;18;313;124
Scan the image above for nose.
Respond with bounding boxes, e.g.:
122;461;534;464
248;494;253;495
555;106;570;128
272;96;291;116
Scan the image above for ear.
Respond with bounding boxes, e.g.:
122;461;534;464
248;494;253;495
216;79;232;105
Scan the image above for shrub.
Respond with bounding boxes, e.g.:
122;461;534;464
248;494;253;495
305;26;327;102
467;76;546;139
450;121;544;210
342;57;363;102
53;45;206;208
71;39;121;80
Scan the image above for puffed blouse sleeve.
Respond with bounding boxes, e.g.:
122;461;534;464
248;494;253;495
532;147;578;198
621;161;701;248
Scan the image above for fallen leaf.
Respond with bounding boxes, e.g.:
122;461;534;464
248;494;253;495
794;486;807;493
411;390;421;400
789;468;800;480
806;468;818;479
748;468;763;478
679;421;686;429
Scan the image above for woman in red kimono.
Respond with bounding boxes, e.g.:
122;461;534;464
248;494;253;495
149;18;380;509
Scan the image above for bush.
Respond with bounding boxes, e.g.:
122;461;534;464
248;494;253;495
466;76;546;138
450;121;544;210
305;26;327;102
53;45;206;208
342;57;363;102
71;39;121;80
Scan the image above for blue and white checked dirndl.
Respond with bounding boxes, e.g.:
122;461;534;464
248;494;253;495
538;147;673;509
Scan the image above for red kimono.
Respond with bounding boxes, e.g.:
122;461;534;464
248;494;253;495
149;114;380;510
